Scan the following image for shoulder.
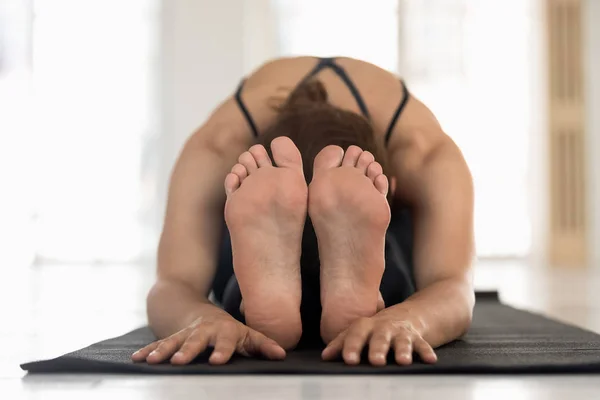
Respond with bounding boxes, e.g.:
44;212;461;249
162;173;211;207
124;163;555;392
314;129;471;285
186;97;254;158
385;93;448;158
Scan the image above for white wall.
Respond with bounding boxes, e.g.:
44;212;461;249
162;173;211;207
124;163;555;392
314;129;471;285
528;0;549;267
242;0;278;74
586;0;600;266
155;0;245;231
152;0;596;264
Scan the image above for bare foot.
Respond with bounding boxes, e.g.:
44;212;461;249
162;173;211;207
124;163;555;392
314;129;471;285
224;137;307;349
308;145;391;343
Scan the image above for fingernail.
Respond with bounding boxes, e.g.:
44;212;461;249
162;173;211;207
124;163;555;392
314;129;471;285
348;352;359;363
132;350;140;356
149;350;159;357
376;353;385;361
173;351;184;358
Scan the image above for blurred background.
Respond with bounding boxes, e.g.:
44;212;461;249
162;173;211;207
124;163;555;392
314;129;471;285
0;0;598;268
2;0;600;387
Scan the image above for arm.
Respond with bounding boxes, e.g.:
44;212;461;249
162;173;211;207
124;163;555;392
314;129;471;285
147;98;252;339
385;96;475;348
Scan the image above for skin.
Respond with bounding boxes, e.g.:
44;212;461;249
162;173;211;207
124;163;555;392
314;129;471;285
132;56;475;366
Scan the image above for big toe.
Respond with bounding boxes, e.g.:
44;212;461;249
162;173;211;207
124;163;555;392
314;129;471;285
313;145;344;175
271;137;303;170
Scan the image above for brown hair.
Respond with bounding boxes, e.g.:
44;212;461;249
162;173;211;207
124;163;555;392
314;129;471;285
258;79;389;187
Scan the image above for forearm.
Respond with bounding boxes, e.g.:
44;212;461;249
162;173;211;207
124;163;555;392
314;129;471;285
388;138;475;347
146;279;230;339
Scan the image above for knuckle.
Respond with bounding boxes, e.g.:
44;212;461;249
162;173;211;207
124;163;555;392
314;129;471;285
350;318;372;332
216;342;236;352
393;336;412;346
344;342;362;352
184;333;203;345
369;343;387;353
372;322;392;334
144;341;159;350
390;320;416;335
217;319;239;332
370;334;390;344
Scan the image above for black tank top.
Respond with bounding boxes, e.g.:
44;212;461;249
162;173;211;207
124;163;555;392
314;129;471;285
235;57;410;147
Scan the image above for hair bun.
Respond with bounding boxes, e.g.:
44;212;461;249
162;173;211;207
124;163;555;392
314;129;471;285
285;79;328;107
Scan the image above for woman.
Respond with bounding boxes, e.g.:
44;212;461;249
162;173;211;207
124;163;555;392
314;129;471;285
131;56;475;367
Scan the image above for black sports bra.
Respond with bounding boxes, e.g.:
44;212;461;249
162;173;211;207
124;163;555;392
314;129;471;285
234;57;410;147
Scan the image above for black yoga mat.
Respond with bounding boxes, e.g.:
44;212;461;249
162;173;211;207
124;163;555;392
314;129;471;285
21;292;600;374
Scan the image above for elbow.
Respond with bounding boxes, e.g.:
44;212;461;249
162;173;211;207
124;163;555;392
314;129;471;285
145;281;163;329
458;284;476;337
145;279;178;329
460;305;474;337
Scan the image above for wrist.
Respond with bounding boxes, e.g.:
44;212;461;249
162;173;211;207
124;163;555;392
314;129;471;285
378;302;428;335
183;301;230;327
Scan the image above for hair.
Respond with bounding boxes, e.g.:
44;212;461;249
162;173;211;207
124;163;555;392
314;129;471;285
258;79;389;186
257;80;394;345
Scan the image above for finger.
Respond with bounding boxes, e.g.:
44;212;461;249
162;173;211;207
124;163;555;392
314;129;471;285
170;329;211;365
245;329;286;360
146;332;187;364
368;328;393;367
414;337;438;364
342;318;373;365
321;331;347;361
393;336;413;366
209;330;239;365
131;341;160;362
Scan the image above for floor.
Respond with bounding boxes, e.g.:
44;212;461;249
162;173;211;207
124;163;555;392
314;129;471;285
2;260;600;399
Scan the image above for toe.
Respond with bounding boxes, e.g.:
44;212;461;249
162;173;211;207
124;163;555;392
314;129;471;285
239;151;258;174
374;174;389;196
225;173;241;196
366;162;383;182
356;151;375;174
231;163;248;183
313;145;344;176
271;137;303;171
249;145;273;168
342;145;363;167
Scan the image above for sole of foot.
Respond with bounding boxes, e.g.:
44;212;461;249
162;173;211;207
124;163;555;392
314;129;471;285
224;137;308;349
308;145;391;344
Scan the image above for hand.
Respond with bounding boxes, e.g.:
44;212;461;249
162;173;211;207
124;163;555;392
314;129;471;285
131;315;286;365
321;313;438;366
